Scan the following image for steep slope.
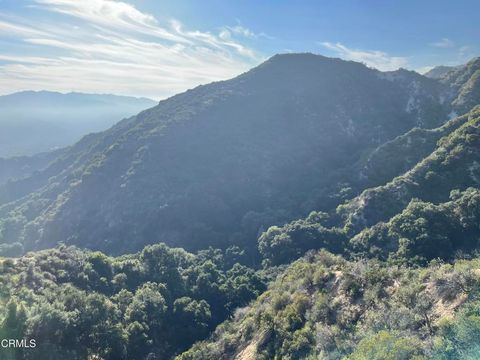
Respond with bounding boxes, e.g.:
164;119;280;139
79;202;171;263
441;58;480;115
424;65;459;79
352;112;468;188
0;54;454;256
0;148;66;186
178;250;480;360
0;91;156;157
257;107;480;266
339;106;480;233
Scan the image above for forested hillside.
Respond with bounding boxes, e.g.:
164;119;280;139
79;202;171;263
0;54;474;258
341;107;480;233
257;107;480;266
0;244;266;360
1;54;480;360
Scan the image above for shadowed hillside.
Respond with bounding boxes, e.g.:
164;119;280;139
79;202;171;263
1;54;468;256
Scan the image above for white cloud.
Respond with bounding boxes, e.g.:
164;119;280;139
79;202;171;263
0;20;48;37
430;38;455;48
320;42;408;71
226;25;270;39
34;0;186;43
0;0;265;99
219;22;273;43
226;25;256;39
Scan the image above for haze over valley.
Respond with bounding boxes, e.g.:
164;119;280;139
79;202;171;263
0;91;156;158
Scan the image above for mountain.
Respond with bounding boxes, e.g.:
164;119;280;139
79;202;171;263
441;58;480;115
0;53;465;256
340;107;480;233
1;54;480;360
177;108;480;360
422;58;480;116
0;91;156;157
424;65;459;79
0;149;66;186
257;106;480;266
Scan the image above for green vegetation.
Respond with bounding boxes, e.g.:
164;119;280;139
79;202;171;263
444;58;480;114
350;187;480;263
178;251;480;359
0;244;266;359
339;106;480;233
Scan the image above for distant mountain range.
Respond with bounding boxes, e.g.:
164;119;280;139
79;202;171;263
0;91;156;157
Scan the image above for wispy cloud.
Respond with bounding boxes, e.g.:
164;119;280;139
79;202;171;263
319;42;408;71
0;19;49;37
0;0;265;99
426;40;474;67
220;23;273;41
430;38;455;48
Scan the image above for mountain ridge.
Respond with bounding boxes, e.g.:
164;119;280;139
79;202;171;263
1;53;480;360
0;53;461;256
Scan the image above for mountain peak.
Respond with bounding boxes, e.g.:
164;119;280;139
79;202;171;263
267;52;329;62
467;56;480;66
0;52;460;255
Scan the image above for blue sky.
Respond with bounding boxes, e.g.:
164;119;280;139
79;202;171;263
0;0;478;99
